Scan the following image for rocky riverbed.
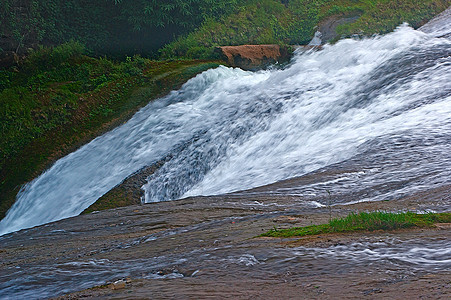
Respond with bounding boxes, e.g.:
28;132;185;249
1;181;449;299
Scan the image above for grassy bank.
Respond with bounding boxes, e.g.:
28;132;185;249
0;42;221;219
161;0;449;59
261;212;451;237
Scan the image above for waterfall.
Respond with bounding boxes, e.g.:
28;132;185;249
1;23;450;236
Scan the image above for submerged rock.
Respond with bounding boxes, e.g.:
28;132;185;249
317;15;361;43
308;31;323;46
109;280;126;290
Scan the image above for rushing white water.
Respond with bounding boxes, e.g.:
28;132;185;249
1;24;450;235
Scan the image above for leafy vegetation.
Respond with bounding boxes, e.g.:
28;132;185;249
261;212;451;237
161;0;449;59
1;1;448;58
0;41;221;219
112;0;245;30
1;0;119;55
0;0;250;57
335;0;451;38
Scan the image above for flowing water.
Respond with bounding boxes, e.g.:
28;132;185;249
1;22;450;235
1;230;450;298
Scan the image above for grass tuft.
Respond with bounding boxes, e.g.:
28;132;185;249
261;212;451;238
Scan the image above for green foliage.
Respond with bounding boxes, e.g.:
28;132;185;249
113;0;243;30
261;212;451;237
0;0;251;57
0;71;12;91
160;0;291;59
21;41;85;74
335;0;450;37
161;0;449;59
0;42;141;170
0;0;115;54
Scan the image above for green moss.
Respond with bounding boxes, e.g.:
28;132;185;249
83;188;140;214
261;212;451;237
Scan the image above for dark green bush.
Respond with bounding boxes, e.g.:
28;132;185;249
0;0;252;58
0;71;12;91
21;41;85;74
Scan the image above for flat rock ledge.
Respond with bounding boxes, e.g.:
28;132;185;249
216;44;291;70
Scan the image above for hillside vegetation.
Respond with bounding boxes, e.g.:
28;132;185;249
162;0;449;58
1;0;448;58
0;0;251;57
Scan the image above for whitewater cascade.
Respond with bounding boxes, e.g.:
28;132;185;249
0;24;450;235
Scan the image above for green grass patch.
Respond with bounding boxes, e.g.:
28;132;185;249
261;212;451;238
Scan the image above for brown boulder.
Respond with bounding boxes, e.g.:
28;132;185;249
109;280;126;290
216;44;290;70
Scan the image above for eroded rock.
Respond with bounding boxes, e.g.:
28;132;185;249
109;280;126;290
216;44;290;70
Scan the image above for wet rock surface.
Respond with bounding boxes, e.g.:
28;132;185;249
216;45;291;70
0;184;449;299
317;15;361;42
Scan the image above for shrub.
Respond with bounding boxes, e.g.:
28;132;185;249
22;41;85;74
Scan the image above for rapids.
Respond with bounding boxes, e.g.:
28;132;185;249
0;23;450;235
